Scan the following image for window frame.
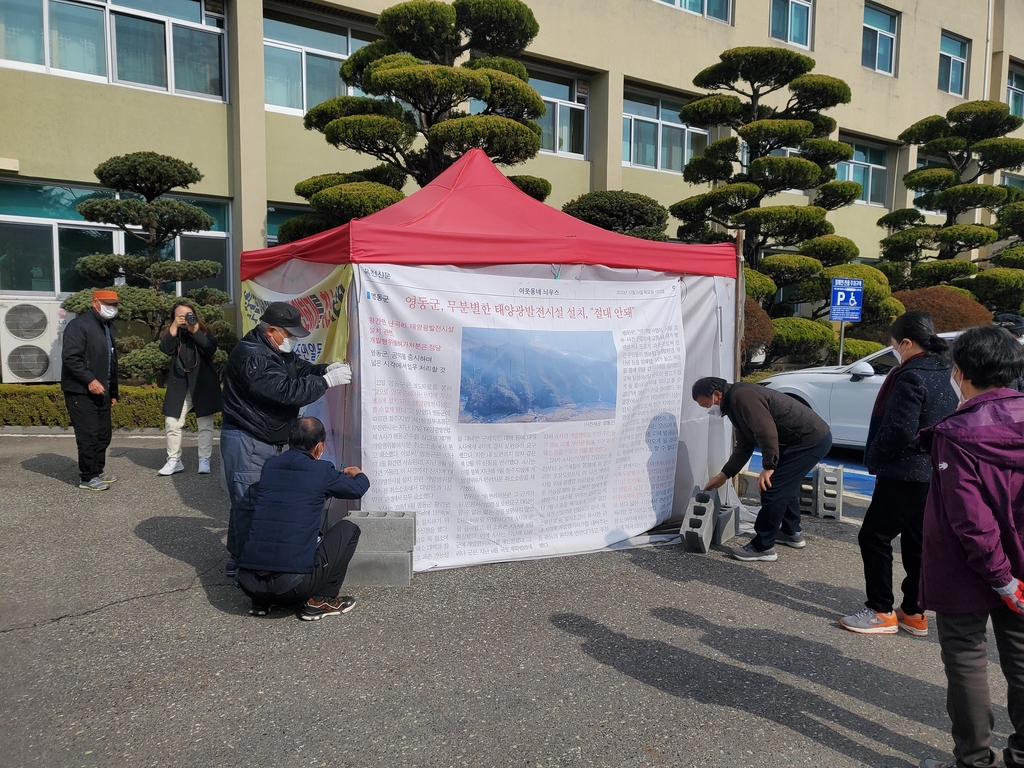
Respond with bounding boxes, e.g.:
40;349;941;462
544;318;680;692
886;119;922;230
0;179;232;300
1008;67;1024;118
262;9;374;116
861;3;897;76
621;90;708;176
769;0;813;49
530;69;589;160
655;0;731;24
0;0;228;102
836;140;889;207
938;31;969;97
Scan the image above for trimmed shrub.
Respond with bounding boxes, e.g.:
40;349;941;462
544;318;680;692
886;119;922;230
0;385;222;429
992;245;1024;270
892;286;993;333
875;260;911;293
507;174;551;201
825;338;884;365
744;267;777;301
742;296;775;361
562;191;669;240
910;259;978;288
798;234;859;266
758;253;822;288
765;317;834;365
955;267;1024;313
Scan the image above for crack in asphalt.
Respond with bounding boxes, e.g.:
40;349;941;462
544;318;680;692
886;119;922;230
0;562;230;634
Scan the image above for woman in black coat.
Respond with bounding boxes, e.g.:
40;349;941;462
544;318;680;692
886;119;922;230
840;311;958;637
158;301;222;476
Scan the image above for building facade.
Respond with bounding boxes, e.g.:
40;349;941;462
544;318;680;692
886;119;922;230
2;0;1023;325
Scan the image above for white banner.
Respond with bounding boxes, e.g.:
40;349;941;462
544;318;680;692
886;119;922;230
357;265;685;570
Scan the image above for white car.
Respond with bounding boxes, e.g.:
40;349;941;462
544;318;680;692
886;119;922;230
758;333;960;448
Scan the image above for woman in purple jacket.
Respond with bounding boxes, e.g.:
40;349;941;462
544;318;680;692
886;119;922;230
918;325;1024;768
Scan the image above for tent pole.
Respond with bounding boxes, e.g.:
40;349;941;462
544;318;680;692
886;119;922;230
734;231;745;383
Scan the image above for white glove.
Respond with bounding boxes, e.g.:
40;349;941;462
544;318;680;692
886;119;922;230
323;363;351;388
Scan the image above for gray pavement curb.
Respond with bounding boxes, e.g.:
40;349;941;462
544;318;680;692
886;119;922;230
0;426;221;436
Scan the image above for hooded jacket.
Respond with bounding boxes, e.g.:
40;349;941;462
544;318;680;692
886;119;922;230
918;389;1024;614
864;352;958;483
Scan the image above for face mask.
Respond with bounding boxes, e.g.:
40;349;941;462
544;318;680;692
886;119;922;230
950;371;966;407
98;304;118;320
707;405;722;418
892;340;907;364
278;334;295;354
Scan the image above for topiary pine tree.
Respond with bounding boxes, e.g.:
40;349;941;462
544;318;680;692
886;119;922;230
60;151;234;383
284;0;547;241
878;101;1024;294
562;191;670;240
669;47;859;272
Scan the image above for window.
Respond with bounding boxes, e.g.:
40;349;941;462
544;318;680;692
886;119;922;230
0;0;225;98
263;10;375;114
657;0;729;23
769;0;811;48
939;32;968;97
622;91;708;173
837;142;888;205
1003;175;1024;191
267;205;309;246
531;73;588;158
0;179;230;297
1008;69;1024;118
862;5;896;74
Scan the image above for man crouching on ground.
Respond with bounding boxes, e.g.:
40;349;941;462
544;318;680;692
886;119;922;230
236;417;368;621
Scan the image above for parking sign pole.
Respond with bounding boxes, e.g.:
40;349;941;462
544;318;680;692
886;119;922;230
838;320;846;365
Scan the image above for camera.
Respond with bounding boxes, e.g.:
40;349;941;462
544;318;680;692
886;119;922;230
185;311;198;325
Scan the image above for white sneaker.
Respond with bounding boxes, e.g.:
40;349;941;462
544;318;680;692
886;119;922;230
158;459;185;476
198;458;211;475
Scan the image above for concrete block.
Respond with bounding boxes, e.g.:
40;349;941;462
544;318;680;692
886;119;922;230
343;551;413;587
813;465;844;521
713;503;739;546
798;470;817;516
347;510;416;551
681;491;716;553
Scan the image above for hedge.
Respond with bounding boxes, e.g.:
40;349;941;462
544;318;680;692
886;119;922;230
826;338;884;365
892;286;992;333
0;385;223;430
766;317;834;365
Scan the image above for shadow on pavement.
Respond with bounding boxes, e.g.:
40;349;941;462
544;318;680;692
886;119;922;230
20;452;79;485
651;607;955;730
550;612;924;768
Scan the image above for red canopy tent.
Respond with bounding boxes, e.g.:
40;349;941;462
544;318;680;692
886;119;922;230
241;149;737;281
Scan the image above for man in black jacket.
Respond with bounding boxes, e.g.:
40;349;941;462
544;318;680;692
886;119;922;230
693;376;832;562
220;302;351;578
61;289;120;491
237;417;368;620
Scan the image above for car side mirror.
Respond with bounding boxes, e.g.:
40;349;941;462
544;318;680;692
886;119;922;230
849;361;875;381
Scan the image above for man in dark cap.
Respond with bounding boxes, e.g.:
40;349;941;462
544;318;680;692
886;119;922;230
61;288;121;491
220;302;352;578
994;314;1024;392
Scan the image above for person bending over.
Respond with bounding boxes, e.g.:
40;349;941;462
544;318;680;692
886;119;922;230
693;376;832;562
236;417;368;621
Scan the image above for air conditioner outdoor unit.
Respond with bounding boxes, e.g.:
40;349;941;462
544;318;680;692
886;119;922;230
0;301;75;383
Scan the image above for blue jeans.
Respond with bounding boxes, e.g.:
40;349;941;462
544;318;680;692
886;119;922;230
751;433;833;550
220;425;285;558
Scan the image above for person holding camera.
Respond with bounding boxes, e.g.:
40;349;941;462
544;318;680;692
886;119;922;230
158;301;222;476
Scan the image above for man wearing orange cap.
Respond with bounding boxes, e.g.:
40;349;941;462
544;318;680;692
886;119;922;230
61;288;120;491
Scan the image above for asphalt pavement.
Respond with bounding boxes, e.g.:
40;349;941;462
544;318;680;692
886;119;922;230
0;434;1010;767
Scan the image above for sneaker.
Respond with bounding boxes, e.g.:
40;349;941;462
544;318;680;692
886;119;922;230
839;608;898;634
249;600;273;617
775;531;806;548
158;459;185;476
897;608;929;637
731;543;778;562
919;759;953;768
78;477;109;491
224;558;238;579
98;472;117;483
198;458;211;475
300;595;356;621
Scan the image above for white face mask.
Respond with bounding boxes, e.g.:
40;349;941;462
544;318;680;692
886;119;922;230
707;405;722;418
950;370;966;406
278;335;295;354
892;340;907;364
98;304;118;320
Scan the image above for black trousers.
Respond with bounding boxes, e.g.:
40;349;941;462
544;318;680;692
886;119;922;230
858;476;930;614
64;392;111;482
238;520;361;607
938;608;1024;768
751;433;833;550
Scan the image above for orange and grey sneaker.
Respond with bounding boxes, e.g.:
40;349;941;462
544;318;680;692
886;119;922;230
839;608;898;634
897;608;929;637
300;595;356;621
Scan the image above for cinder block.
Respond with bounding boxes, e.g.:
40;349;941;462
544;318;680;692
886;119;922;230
798;470;817;515
814;465;844;521
713;503;739;546
347;510;416;551
343;551;413;586
681;491;716;553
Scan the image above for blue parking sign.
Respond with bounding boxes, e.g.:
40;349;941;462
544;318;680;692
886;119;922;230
830;278;863;322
